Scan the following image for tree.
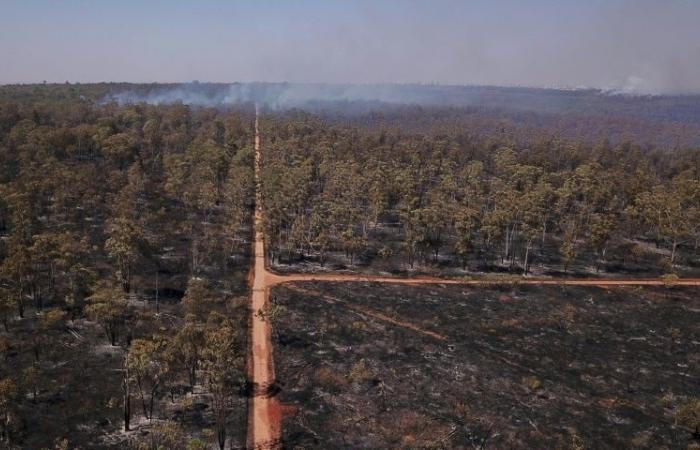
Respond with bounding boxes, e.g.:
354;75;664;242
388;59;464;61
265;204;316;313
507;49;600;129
113;160;149;220
520;181;553;274
127;337;169;420
419;204;450;263
0;378;18;446
0;240;32;318
181;277;217;320
202;314;243;450
101;131;137;169
588;213;616;272
169;318;205;388
105;217;144;293
54;233;92;314
29;308;66;362
28;233;63;310
340;227;366;266
454;207;480;269
123;352;131;431
0;288;13;331
85;281;128;346
23;364;41;402
633;175;698;266
560;232;577;273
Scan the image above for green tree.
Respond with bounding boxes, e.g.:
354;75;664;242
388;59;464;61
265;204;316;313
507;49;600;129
85;281;128;346
202;314;243;450
127;337;169;420
181;277;217;320
633;175;698;266
169;318;205;388
105;217;144;293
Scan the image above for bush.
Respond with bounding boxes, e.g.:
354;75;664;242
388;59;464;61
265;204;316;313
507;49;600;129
347;358;374;383
661;273;679;287
676;398;700;437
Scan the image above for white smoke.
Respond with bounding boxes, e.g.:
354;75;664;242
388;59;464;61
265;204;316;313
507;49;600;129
603;76;655;96
102;82;472;110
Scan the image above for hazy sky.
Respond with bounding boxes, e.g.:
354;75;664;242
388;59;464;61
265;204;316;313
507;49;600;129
2;0;700;93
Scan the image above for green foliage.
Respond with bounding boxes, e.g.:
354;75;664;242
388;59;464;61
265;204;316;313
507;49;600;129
675;398;700;435
86;281;128;345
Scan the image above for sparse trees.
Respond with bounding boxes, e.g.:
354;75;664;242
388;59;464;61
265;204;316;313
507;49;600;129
0;88;254;448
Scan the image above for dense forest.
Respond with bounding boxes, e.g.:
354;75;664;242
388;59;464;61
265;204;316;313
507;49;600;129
0;84;255;449
259;109;699;278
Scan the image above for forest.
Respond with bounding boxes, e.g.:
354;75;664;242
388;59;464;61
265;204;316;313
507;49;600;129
259;109;699;278
0;84;255;449
0;83;698;448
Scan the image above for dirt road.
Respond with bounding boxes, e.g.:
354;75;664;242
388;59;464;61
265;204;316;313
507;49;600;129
272;273;700;287
248;109;281;449
246;107;700;449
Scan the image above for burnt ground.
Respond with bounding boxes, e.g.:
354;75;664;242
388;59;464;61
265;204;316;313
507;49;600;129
1;293;250;450
0;255;251;450
271;282;700;449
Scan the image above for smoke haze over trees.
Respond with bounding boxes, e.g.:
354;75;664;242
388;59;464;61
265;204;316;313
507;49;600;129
2;1;700;95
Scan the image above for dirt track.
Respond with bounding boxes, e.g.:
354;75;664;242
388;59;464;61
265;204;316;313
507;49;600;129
272;273;700;287
246;107;700;449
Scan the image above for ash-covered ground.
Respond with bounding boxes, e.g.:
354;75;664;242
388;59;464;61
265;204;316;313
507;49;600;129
271;282;699;449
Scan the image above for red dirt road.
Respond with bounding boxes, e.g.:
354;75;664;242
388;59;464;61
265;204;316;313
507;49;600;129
246;107;700;449
272;273;700;287
248;110;281;449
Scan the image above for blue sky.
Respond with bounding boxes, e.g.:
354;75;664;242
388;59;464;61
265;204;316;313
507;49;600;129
2;0;699;93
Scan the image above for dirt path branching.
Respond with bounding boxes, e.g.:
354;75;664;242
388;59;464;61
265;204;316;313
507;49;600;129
247;106;700;449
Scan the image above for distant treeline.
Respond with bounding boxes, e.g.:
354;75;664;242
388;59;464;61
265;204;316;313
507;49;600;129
3;82;700;141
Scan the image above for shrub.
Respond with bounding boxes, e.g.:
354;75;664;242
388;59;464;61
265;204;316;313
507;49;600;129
676;398;700;437
347;359;374;383
661;273;679;287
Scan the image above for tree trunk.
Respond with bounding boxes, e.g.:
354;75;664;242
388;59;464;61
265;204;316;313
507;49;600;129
541;218;547;249
523;240;531;275
138;386;149;419
148;390;156;420
218;426;226;450
670;239;678;266
124;361;131;431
